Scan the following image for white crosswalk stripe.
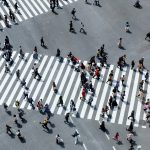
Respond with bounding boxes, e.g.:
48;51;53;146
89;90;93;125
0;0;78;29
118;69;133;124
0;51;149;128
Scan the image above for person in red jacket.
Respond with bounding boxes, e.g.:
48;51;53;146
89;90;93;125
80;87;86;100
93;68;100;80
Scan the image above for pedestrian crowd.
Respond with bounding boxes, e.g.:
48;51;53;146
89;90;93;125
1;0;150;149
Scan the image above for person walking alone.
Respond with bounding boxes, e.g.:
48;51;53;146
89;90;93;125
40;37;45;47
128;110;135;122
118;38;122;48
71;8;76;20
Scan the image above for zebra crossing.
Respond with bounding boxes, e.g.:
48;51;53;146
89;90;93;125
0;51;149;128
0;0;78;28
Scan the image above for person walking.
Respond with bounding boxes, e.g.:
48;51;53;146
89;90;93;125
71;8;76;20
126;121;134;132
131;60;135;70
80;22;85;33
72;130;79;145
5;64;10;73
139;80;144;91
3;103;8;111
40;37;45;47
80;87;86;100
106;70;113;85
6;124;12;134
56;48;60;57
65;112;70;123
108;96;113;108
14;2;19;13
120;75;125;86
19;46;24;59
15;100;20;109
120;91;125;101
23;87;29;100
34;68;41;80
55;0;59;8
93;67;100;80
40;117;49;129
99;120;106;132
125;22;130;32
118;38;122;48
21;79;26;87
70;99;76;112
69;21;74;32
16;69;20;80
113;132;120;142
145;71;149;82
52;81;57;93
128;110;135;122
9;8;13;20
57;96;63;107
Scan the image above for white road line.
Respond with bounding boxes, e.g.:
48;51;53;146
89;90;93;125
30;0;43;14
12;55;40;108
95;65;114;120
106;67;120;120
80;94;90;118
24;0;38;16
6;1;22;22
8;54;33;106
0;52;16;89
44;59;67;105
118;69;133;124
74;61;88;113
83;143;88;150
58;1;63;7
5;1;22;22
111;67;127;123
134;71;146;127
34;56;55;103
61;0;68;5
18;0;33;18
0;8;7;27
36;0;48;12
126;70;140;126
87;67;106;119
43;0;51;8
0;53;29;105
50;61;71;113
0;52;19;105
11;0;28;20
112;146;116;150
0;52;16;81
0;20;5;28
57;66;77;115
1;6;12;25
27;56;54;109
0;55;5;70
64;73;80;115
80;78;96;118
20;55;47;109
142;76;150;128
67;0;73;3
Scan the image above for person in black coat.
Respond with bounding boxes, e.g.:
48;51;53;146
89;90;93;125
99;120;106;132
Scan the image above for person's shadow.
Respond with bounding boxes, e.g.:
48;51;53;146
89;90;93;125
41;44;48;49
119;46;126;50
